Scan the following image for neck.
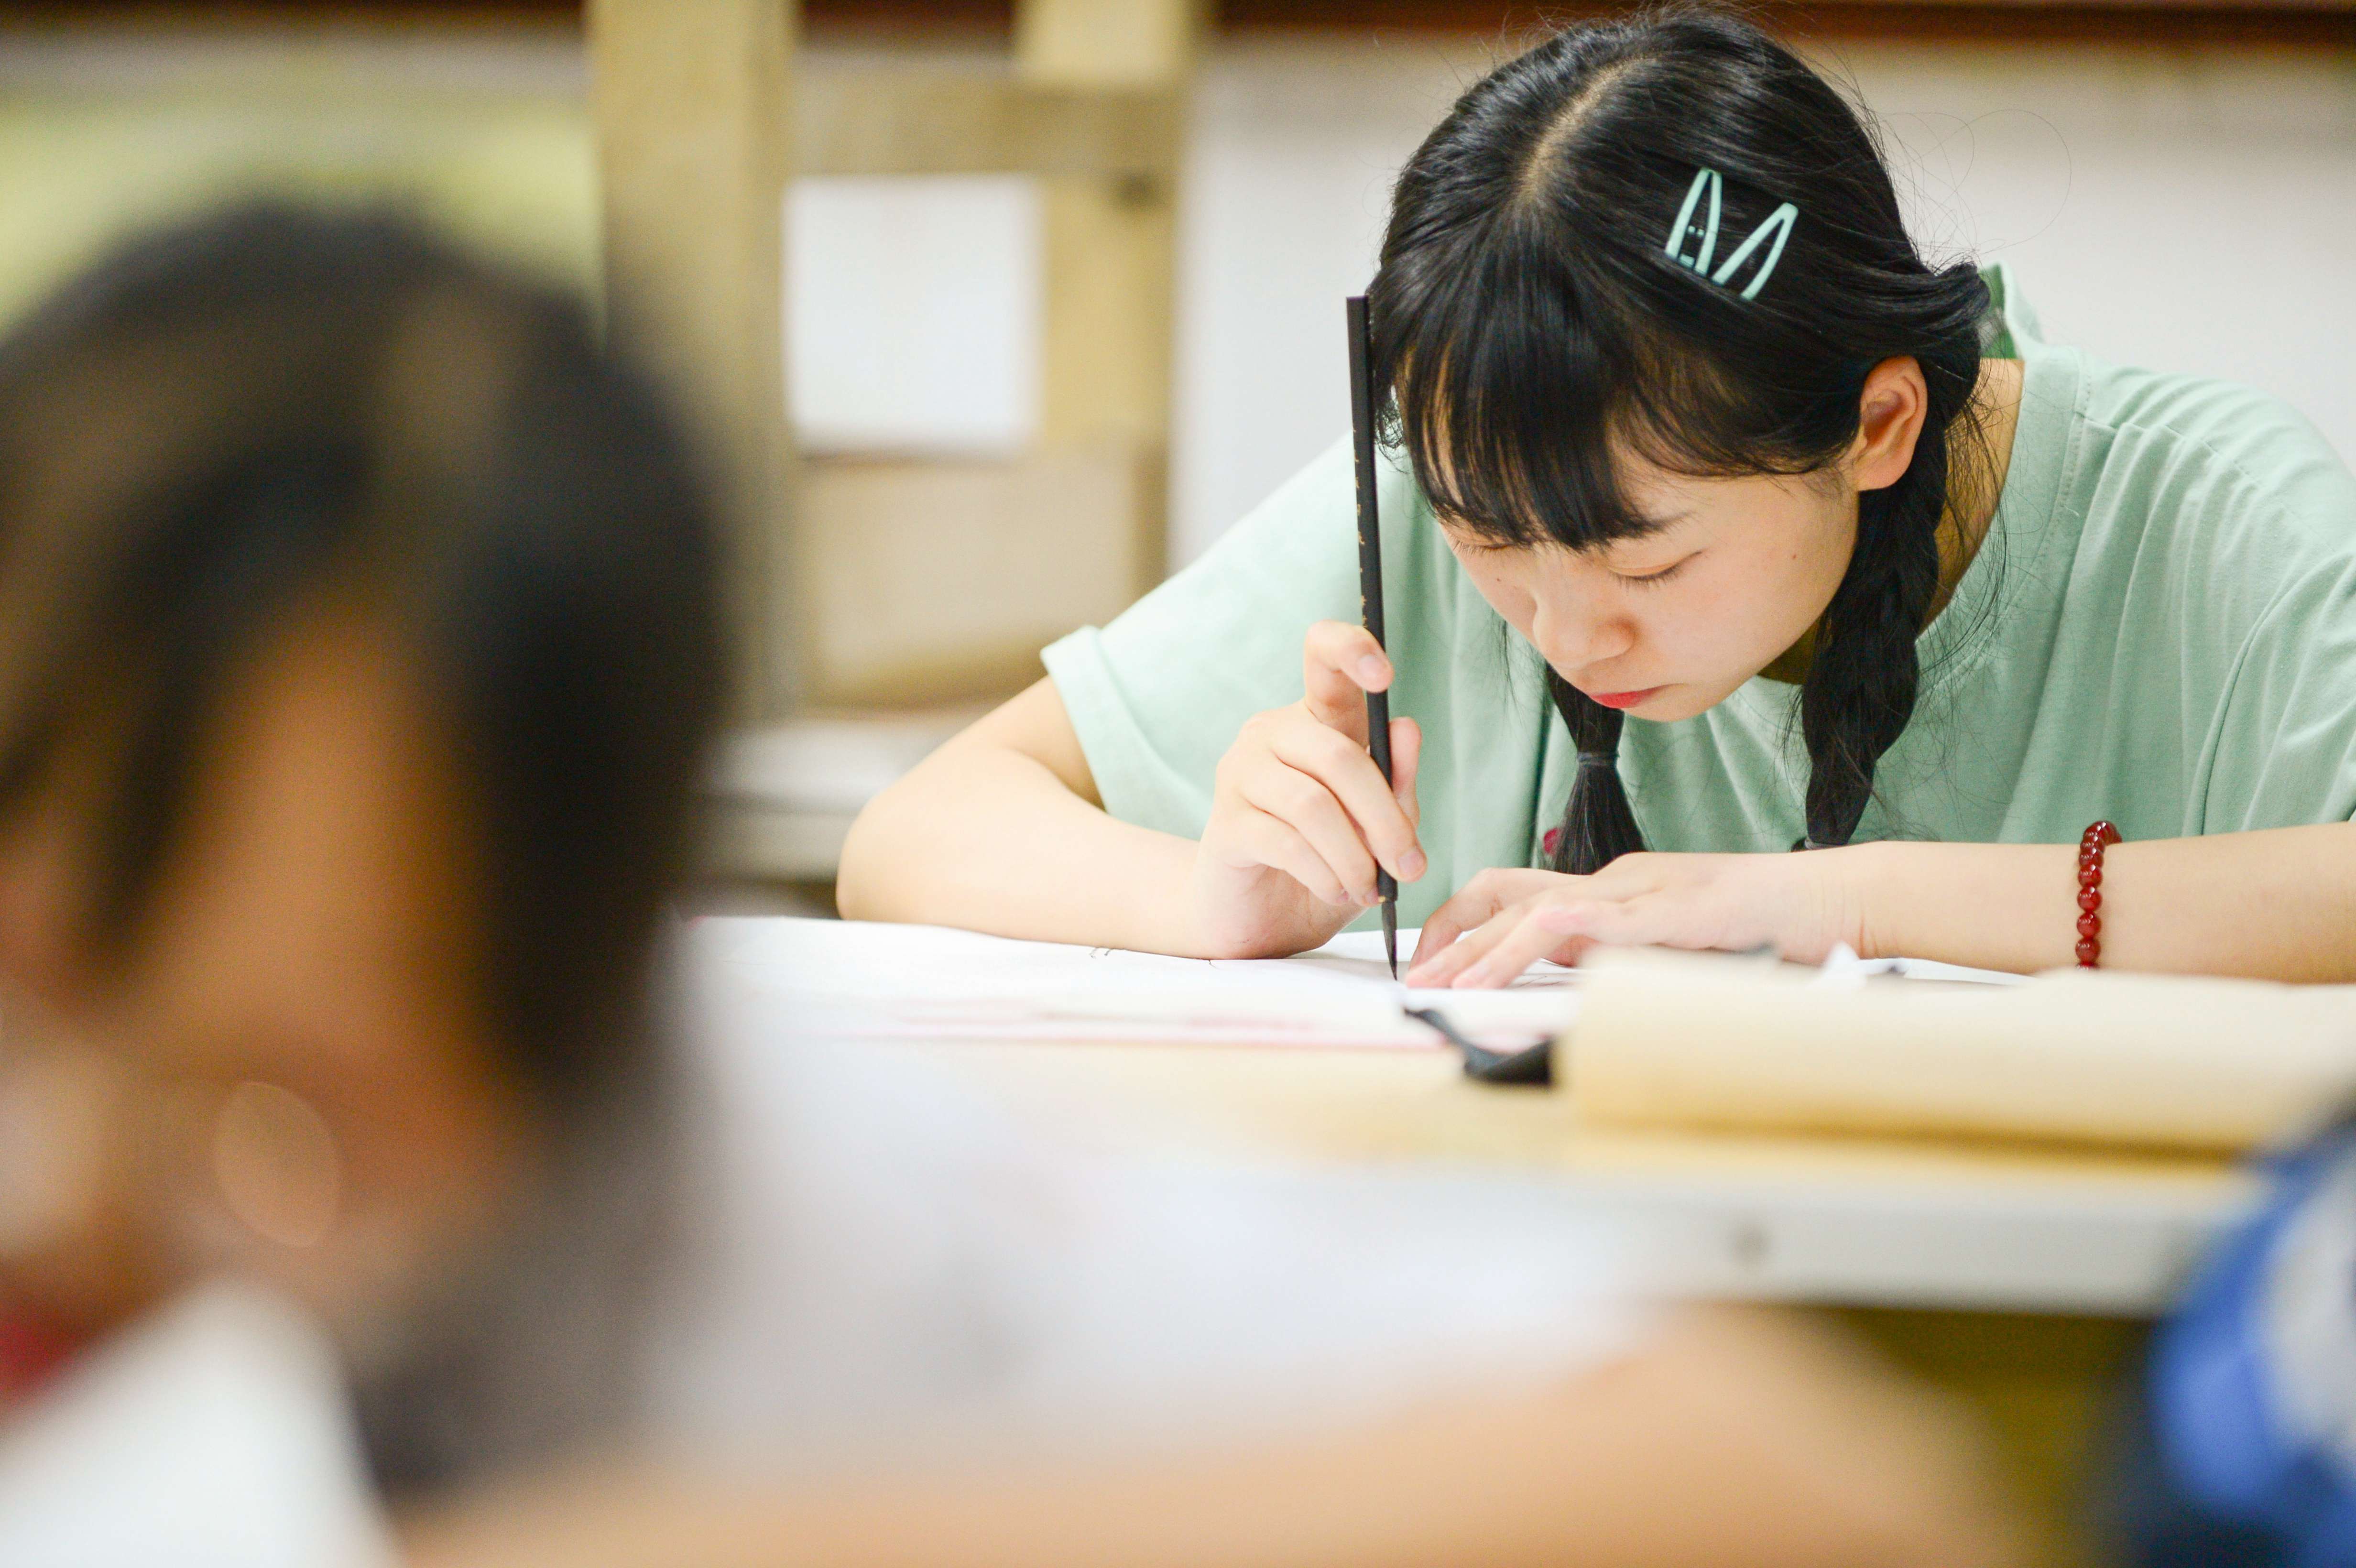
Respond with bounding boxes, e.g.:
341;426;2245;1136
1757;356;2024;686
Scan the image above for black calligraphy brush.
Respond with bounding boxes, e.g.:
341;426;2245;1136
1345;294;1398;978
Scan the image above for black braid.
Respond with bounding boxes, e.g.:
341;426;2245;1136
1798;416;1949;849
1545;668;1645;874
1798;275;1986;850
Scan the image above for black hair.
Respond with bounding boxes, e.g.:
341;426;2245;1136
1368;7;1992;869
0;204;727;1128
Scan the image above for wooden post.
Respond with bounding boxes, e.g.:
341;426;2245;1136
1017;0;1200;593
1016;0;1203;89
589;0;798;718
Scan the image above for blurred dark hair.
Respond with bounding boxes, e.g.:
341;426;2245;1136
1368;7;1991;867
0;203;727;1127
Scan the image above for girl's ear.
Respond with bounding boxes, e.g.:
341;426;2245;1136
1849;356;1931;493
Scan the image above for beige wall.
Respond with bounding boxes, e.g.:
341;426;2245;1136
0;32;596;325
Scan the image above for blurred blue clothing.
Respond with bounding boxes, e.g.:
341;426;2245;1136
2113;1119;2356;1567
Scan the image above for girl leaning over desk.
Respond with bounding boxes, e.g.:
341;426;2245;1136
840;8;2356;984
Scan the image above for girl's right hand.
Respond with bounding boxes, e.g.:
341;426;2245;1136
1186;621;1424;958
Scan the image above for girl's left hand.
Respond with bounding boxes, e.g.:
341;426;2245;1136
1403;847;1878;988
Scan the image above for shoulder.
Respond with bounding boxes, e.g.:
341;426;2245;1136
2053;349;2356;616
2067;351;2355;534
1991;266;2354;594
2077;356;2351;509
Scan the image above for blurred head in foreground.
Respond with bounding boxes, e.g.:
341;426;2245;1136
0;207;725;1475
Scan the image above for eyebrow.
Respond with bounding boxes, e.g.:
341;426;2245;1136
1612;509;1696;543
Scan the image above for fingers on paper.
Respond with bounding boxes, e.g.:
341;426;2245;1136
1454;908;1593;987
1408;893;1498;974
1406;868;1556;977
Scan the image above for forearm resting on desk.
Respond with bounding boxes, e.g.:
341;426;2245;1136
1864;823;2356;981
837;680;1201;953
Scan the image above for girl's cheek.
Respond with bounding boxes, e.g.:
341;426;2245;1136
1669;562;1776;651
1463;562;1542;638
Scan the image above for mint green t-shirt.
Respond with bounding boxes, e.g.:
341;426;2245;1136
1042;270;2356;930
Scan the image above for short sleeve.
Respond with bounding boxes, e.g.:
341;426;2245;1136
2165;389;2356;831
2201;546;2356;831
1043;438;1363;839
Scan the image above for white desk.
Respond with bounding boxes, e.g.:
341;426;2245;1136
872;1039;2216;1567
733;911;2263;1316
767;916;2247;1566
887;1038;2253;1317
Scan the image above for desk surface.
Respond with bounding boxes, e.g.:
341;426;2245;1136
892;1036;2257;1317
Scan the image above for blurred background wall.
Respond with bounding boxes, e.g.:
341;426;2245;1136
0;25;595;323
0;0;2349;891
12;11;2348;595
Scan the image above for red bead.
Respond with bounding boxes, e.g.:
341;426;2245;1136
2073;822;2120;966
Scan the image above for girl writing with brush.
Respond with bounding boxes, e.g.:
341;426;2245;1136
842;8;2356;985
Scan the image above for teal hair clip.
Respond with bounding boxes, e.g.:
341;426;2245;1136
1665;167;1799;302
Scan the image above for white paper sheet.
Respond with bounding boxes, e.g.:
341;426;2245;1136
697;919;1580;1050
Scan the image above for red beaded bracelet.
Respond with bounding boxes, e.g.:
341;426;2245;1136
2075;820;2122;968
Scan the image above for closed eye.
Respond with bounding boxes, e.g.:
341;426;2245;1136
1614;554;1697;589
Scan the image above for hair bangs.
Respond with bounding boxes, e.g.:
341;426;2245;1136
1608;318;1852;484
1381;245;1652;551
1379;233;1829;553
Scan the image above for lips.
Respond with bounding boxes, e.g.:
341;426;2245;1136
1585;687;1664;710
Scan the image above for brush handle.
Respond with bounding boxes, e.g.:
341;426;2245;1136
1346;295;1400;950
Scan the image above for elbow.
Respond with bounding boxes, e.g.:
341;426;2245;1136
832;789;904;923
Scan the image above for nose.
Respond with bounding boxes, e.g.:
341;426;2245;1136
1529;588;1636;680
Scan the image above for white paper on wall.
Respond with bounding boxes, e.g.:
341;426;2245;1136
785;174;1043;457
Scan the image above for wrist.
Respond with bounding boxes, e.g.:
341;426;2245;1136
1150;833;1236;957
1843;839;2084;972
1842;839;1914;960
